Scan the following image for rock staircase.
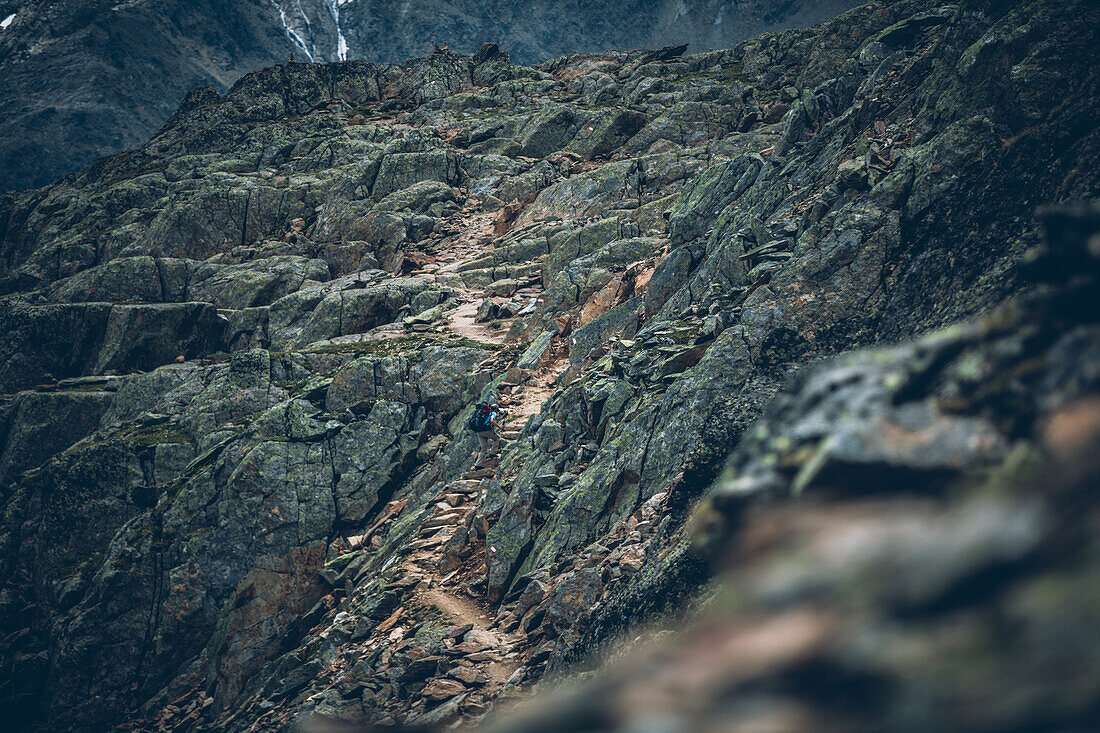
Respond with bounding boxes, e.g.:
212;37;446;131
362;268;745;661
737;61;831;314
407;390;530;573
344;389;546;725
239;191;566;729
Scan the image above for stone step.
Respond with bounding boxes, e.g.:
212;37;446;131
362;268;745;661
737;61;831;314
410;531;453;550
411;554;441;569
449;480;482;494
432;505;474;521
422;512;466;531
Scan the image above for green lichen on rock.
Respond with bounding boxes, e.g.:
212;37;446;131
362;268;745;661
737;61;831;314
0;2;1097;731
121;421;191;447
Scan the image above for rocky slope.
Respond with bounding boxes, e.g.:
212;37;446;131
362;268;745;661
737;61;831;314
0;0;857;191
0;1;1097;731
484;201;1100;733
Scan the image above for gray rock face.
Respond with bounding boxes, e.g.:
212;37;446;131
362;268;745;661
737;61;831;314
0;0;860;192
0;2;1096;732
0;390;113;485
490;203;1100;733
0;302;225;392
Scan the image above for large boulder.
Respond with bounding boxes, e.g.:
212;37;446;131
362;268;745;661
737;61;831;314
0;302;112;392
0;390;114;485
92;303;227;375
188;256;329;309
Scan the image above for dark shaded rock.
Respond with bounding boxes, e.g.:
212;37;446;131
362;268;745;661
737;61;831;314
207;544;329;706
0;303;112;392
0;302;225;392
421;677;466;701
93;303;227;375
540;568;604;636
1;3;1097;732
0;390;113;484
568;108;648;160
398;655;444;682
408;691;467;726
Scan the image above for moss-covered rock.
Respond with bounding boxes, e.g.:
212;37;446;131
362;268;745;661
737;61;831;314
1;3;1098;730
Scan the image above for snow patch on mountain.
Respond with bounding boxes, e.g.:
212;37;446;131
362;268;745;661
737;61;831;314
270;0;317;61
325;0;348;61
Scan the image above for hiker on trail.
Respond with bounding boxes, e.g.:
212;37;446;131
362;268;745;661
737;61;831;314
468;401;502;467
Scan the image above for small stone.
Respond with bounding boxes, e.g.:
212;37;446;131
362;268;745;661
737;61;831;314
526;640;555;666
505;666;527;686
408;693;468;726
403;304;445;327
476;298;499;322
376;607;404;633
447;666;483;685
533;472;559;487
487;278;521;296
461;699;488;715
838;157;869;190
464;629;501;647
399;655;444;682
444;624;475;642
495;611;519;632
452;640;490;655
423;512;464;529
618;546;646;574
421;678;466;701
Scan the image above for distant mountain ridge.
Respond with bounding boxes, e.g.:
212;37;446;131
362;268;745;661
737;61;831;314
0;0;857;191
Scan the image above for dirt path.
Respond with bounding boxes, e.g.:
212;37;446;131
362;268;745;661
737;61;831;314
417;587;492;629
506;353;568;423
336;199;552;704
400;204;526;347
432;210;496;274
414;565;523;686
445;288;510;345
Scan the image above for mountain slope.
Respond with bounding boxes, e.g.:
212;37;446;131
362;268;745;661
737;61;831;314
0;0;857;191
482;201;1100;733
0;1;1097;731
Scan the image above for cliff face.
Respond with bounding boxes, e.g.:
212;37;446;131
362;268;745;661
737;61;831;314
0;0;857;191
0;1;1097;731
484;200;1100;733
